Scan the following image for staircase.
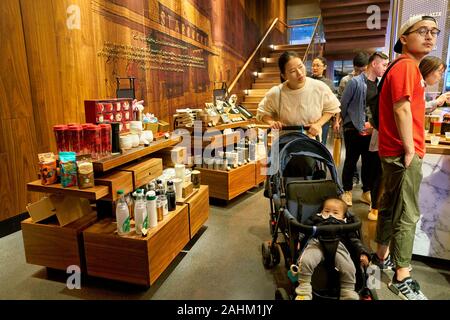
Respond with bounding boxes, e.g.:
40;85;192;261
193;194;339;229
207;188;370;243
241;44;308;115
320;0;390;60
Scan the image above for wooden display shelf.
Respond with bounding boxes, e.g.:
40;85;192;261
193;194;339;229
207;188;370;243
184;120;253;132
186;185;209;239
196;162;256;200
192;132;241;149
83;204;190;286
176;187;199;205
92;136;181;173
27;180;109;200
21;212;98;271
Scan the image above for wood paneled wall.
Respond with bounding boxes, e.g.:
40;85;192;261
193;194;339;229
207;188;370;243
0;0;285;221
0;0;40;221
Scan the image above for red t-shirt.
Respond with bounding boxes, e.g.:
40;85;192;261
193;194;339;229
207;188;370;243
378;55;426;158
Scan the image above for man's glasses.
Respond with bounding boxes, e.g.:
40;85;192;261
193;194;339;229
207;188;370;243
405;27;441;38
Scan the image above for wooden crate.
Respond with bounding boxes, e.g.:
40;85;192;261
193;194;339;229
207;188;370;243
197;162;256;200
119;158;163;189
21;212;97;271
186;185;209;238
94;171;133;201
83;204;189;286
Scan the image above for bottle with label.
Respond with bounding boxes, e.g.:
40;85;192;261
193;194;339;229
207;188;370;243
146;191;158;228
166;180;176;212
116;189;130;236
133;189;147;235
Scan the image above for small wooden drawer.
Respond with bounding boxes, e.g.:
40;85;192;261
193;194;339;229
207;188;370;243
83;204;190;286
120;158;163;189
197;162;256;200
186;185;209;238
21;212;97;271
95;171;133;201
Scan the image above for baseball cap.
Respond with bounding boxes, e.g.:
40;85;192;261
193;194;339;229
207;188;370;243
394;15;438;53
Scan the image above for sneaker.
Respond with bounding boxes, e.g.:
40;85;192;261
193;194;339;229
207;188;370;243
368;208;378;221
371;253;394;270
360;191;371;205
342;191;352;206
388;277;428;300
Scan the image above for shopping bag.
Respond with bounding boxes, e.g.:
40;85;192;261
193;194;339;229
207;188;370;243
333;135;342;167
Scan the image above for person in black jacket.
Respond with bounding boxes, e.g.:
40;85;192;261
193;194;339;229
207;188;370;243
295;198;371;300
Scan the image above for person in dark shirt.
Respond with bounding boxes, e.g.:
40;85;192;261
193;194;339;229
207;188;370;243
339;52;389;208
295;198;370;300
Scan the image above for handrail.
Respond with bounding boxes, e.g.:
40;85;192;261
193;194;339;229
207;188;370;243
303;15;322;62
277;19;289;28
227;18;280;94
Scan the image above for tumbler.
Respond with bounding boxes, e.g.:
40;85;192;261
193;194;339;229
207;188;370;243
69;125;83;155
85;126;101;159
53;125;68;153
100;124;112;157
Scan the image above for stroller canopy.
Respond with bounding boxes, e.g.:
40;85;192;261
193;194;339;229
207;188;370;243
270;132;343;195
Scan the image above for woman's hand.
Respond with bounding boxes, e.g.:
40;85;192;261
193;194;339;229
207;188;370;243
269;120;283;130
307;122;322;137
435;92;450;107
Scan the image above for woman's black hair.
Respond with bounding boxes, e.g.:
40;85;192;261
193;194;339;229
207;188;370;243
419;56;447;80
278;51;300;83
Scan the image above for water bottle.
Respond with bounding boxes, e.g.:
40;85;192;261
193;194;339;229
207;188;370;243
166;180;176;212
133;189;147;235
146;191;157;228
156;189;164;222
116;189;130;235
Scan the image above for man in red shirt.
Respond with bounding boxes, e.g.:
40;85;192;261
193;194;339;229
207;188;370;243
372;15;439;300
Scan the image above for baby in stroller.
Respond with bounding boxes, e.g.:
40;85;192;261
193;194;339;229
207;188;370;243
294;197;371;300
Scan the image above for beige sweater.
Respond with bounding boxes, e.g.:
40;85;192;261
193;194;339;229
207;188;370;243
256;78;341;127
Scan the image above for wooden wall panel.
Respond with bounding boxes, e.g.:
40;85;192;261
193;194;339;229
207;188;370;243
1;0;286;221
0;0;39;221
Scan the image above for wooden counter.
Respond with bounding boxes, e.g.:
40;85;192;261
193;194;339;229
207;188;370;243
426;143;450;155
83;204;190;286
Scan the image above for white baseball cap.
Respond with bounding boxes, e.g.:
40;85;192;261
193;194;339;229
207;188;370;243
394;15;438;53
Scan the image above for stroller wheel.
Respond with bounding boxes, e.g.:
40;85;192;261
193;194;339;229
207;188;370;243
261;241;273;269
271;243;281;266
262;241;281;269
275;288;290;300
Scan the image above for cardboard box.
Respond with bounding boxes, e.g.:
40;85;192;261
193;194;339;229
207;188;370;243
26;195;93;227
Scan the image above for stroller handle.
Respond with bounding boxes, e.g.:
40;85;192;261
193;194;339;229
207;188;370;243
284;209;361;236
266;125;310;134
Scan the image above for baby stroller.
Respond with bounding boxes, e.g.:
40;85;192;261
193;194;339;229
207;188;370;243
261;127;376;300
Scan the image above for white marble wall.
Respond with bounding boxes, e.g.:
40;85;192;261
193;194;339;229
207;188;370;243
413;153;450;260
